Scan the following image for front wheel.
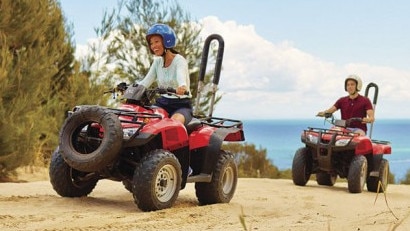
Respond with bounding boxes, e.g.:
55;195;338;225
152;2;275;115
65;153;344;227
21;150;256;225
195;151;238;205
347;155;368;193
122;180;133;193
49;147;99;197
292;147;312;186
132;149;182;211
367;158;389;193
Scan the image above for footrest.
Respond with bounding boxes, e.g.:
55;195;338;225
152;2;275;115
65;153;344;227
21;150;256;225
186;173;212;183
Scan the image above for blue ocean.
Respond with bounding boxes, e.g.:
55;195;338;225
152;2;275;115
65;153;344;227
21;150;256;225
242;119;410;182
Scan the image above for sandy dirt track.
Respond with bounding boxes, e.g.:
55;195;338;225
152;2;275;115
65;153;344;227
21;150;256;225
0;171;409;231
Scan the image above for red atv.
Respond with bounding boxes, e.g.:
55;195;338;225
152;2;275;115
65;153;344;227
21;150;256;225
49;34;245;211
292;83;391;193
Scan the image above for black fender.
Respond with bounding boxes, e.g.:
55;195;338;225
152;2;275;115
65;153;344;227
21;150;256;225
367;153;383;173
200;127;242;174
123;132;158;148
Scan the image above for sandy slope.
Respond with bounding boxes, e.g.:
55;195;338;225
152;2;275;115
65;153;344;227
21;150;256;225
0;171;409;231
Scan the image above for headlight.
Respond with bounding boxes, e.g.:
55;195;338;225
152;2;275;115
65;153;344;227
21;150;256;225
307;134;318;143
123;128;139;139
335;139;350;146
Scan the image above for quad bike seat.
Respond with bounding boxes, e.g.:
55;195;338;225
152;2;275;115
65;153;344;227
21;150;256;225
186;117;202;134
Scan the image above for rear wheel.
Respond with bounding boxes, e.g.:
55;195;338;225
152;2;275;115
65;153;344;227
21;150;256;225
366;158;389;193
195;151;238;205
132;149;182;211
316;172;337;186
49;147;99;197
292;147;312;186
347;155;368;193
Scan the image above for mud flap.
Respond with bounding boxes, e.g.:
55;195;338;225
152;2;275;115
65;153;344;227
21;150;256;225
368;154;383;177
201;127;239;174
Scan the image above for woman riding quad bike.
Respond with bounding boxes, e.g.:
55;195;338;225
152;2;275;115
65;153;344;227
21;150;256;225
49;34;245;211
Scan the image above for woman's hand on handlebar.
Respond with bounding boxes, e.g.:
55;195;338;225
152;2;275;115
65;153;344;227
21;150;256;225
176;86;188;95
157;87;189;96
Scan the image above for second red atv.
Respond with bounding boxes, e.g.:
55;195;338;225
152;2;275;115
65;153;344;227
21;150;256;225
291;83;391;193
49;34;245;211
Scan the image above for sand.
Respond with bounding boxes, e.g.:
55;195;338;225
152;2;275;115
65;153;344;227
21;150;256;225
0;168;409;231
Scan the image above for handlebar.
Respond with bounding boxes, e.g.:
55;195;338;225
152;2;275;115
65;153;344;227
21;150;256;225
157;87;189;96
104;83;189;98
316;113;366;128
316;112;333;118
103;82;128;95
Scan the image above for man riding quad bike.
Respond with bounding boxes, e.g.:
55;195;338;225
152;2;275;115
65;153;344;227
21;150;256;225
49;34;245;211
291;82;391;193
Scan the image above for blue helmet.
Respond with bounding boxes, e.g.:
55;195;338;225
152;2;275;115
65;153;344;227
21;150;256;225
146;24;177;49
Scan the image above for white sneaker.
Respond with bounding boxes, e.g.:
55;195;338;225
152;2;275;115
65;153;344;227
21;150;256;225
188;166;193;176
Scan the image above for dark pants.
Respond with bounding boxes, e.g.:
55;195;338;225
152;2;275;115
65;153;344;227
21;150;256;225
155;97;193;126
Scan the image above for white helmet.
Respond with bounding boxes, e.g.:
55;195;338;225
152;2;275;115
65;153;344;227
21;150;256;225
344;74;362;92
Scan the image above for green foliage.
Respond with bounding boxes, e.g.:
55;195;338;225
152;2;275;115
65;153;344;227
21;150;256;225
399;169;410;184
0;0;71;176
388;170;396;184
84;0;221;114
0;0;107;180
222;142;282;178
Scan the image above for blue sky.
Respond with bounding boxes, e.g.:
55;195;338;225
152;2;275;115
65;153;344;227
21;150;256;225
180;0;410;70
60;0;410;119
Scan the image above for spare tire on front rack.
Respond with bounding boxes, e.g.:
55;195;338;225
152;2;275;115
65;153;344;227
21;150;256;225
59;106;123;172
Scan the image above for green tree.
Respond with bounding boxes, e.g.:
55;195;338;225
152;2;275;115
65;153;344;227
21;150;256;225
0;0;107;180
222;142;282;178
400;169;410;185
83;0;221;115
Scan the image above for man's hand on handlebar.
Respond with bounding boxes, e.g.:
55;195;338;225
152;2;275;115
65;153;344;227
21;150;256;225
316;111;332;118
361;117;373;123
316;111;325;117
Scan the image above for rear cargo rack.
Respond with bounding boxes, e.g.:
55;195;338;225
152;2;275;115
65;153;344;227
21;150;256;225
371;139;391;145
198;116;243;128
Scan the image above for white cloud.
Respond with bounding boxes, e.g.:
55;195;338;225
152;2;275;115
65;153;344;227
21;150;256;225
74;43;89;59
72;16;410;119
199;16;410;119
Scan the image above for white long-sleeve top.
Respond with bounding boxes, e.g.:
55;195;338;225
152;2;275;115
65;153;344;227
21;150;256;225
139;54;191;99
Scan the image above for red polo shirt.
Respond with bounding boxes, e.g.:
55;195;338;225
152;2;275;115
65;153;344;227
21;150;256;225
334;94;373;132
